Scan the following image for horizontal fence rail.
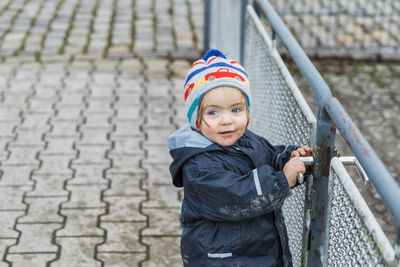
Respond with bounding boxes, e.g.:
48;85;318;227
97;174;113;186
205;0;400;266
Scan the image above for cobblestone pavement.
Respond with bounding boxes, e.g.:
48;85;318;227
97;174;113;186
0;0;201;266
0;0;399;266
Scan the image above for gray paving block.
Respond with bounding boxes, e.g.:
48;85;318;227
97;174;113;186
142;145;171;165
141;207;181;236
9;224;60;253
0;211;25;238
108;153;144;174
52;237;103;267
104;173;146;196
19;197;67;223
77;128;111;146
0;166;35;186
4;146;41;166
96;252;146;267
111;137;144;154
83;114;113;128
0;186;30;210
72;145;111;165
141;184;181;209
57;208;106;237
63;184;108;209
111;120;143;137
141;237;182;267
102;195;147;222
144;127;175;146
146;163;172;186
5;253;56;267
98;222;147;253
34;155;73;176
28;173;70;197
115;106;142;120
41;136;77;156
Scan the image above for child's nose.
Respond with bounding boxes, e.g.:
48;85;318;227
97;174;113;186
220;113;233;124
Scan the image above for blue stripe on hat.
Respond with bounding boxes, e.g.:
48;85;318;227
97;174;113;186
187;92;206;122
184;62;248;86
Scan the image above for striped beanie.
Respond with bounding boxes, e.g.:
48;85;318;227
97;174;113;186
184;49;251;129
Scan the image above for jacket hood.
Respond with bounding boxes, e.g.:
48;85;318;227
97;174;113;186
168;125;221;187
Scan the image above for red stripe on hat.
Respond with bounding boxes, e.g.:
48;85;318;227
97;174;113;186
184;83;195;101
207;56;218;64
190;61;206;68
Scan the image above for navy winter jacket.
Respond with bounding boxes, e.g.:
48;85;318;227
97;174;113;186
168;125;297;267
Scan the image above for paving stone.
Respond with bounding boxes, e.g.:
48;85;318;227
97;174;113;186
141;208;181;236
77;128;110;146
145;163;172;186
27;173;70;197
97;252;146;267
111;120;143;137
144;127;175;146
0;186;30;210
104;173;146;196
102;195;147;222
0;211;25;238
63;184;108;209
142;145;172;165
33;155;73;176
3;146;41;166
141;237;182;267
98;222;147;253
9;224;60;253
5;253;56;267
0;166;35;186
111;137;144;154
73;145;111;165
57;208;105;237
142;184;181;209
108;153;144;174
52;237;103;267
41;136;76;156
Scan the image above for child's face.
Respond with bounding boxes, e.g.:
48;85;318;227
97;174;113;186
199;87;248;147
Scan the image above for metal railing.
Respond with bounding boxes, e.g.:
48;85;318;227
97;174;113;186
204;0;400;266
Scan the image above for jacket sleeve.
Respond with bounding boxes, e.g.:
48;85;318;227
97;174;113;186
272;144;298;170
182;156;291;222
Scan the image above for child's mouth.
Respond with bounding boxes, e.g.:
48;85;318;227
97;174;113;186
220;130;235;136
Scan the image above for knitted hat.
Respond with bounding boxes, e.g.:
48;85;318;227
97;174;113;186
184;49;251;129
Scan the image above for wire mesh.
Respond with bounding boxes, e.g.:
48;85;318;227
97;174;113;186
244;7;315;267
327;159;394;266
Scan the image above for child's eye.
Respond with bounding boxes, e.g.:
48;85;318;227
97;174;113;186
207;110;217;116
232;108;242;113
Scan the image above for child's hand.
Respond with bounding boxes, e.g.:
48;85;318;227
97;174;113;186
290;145;313;159
283;158;306;188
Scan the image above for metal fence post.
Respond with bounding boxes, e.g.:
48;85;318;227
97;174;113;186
308;106;335;266
203;0;211;52
239;0;248;65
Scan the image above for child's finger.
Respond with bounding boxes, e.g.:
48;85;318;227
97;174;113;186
291;151;300;158
301;145;313;156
